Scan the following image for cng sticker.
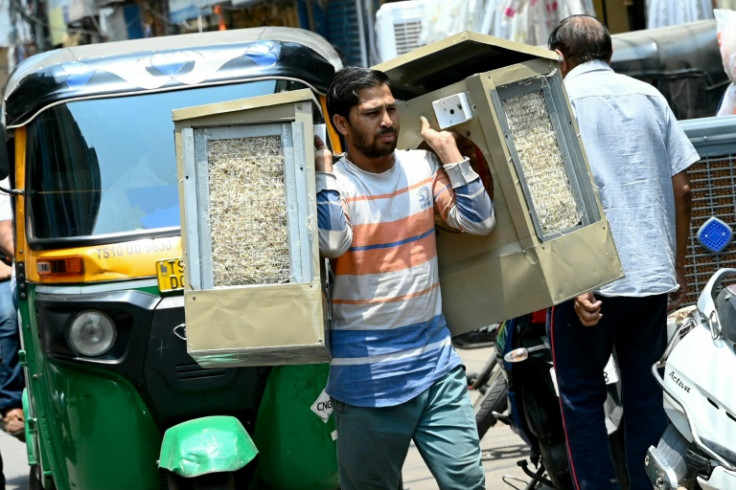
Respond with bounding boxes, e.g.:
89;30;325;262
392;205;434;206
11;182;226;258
310;388;333;423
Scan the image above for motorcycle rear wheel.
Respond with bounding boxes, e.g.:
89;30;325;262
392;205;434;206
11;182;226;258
474;367;508;440
519;383;573;490
470;347;498;390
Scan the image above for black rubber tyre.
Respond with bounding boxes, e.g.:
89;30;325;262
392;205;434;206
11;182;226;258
163;471;237;490
474;367;508;440
518;379;573;490
28;464;52;490
609;423;630;490
537;438;574;490
470;347;498;390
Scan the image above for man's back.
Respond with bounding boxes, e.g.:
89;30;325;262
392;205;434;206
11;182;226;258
563;60;699;296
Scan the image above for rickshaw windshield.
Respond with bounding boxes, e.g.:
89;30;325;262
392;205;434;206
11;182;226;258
25;80;282;242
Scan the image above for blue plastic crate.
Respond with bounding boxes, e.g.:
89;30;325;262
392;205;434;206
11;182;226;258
697;216;733;254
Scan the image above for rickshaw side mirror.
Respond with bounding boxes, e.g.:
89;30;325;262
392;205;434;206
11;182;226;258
0;125;9;181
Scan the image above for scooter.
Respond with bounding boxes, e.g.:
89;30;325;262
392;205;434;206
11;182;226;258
646;268;736;490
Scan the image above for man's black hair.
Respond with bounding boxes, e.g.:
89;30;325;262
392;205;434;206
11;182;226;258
548;14;612;67
326;67;390;131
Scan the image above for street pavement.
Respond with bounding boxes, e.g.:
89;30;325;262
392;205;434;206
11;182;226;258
1;428;28;490
402;344;537;490
0;346;533;490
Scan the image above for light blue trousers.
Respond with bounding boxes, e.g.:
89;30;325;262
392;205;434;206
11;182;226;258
333;365;485;490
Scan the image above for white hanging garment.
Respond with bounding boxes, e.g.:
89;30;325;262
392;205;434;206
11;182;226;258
647;0;714;29
488;0;595;45
421;0;595;46
419;0;484;44
715;9;736;115
480;0;504;35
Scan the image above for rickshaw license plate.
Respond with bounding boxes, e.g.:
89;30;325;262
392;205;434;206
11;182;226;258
156;258;185;292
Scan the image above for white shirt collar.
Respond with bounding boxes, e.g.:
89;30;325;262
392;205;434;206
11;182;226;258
565;59;613;82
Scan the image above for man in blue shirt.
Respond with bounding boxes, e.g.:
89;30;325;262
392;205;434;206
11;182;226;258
546;15;699;490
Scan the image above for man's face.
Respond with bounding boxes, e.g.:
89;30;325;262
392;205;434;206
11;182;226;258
344;83;399;158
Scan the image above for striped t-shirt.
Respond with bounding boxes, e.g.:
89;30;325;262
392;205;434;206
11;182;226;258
317;149;494;407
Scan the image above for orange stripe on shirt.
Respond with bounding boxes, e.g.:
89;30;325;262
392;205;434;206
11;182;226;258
433;171;455;222
344;176;434;203
350;210;435;248
332;282;440;305
334;232;437;276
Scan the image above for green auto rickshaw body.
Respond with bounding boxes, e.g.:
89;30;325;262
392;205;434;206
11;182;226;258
3;27;340;489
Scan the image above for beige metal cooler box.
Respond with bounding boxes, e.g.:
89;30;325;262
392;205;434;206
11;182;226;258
373;31;623;335
173;89;330;367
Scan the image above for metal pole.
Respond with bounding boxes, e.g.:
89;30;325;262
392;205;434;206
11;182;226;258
354;0;367;66
30;0;48;52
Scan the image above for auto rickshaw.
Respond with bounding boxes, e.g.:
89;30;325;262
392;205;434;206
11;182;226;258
1;26;342;489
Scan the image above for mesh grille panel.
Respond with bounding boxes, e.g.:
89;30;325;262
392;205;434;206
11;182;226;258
502;90;583;236
393;21;422;55
684;155;736;305
207;135;291;287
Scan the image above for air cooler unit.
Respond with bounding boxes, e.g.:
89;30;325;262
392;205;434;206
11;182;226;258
374;31;624;333
376;1;423;62
173;89;331;368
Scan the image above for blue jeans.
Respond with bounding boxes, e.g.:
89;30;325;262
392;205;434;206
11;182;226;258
0;278;21;413
549;294;668;490
332;365;485;490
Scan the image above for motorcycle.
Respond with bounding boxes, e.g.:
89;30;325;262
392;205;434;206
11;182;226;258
646;268;736;490
477;309;627;489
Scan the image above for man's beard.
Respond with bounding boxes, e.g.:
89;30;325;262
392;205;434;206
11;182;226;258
353;127;397;158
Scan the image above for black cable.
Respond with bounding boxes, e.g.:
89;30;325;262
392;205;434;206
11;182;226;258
0;186;23;196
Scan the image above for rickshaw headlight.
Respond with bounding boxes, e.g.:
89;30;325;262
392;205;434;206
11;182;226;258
67;311;117;357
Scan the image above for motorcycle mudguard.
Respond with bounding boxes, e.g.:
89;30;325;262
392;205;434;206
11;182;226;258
159;415;258;478
697;466;736;490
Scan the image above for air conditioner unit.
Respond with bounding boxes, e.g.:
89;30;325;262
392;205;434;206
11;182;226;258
376;1;424;62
